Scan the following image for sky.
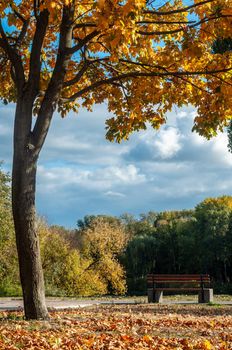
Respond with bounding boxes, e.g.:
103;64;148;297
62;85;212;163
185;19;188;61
1;102;232;228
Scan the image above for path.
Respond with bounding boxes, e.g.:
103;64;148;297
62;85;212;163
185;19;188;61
0;297;232;311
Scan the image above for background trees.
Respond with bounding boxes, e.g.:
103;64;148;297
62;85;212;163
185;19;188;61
0;164;232;297
193;197;232;284
121;204;232;294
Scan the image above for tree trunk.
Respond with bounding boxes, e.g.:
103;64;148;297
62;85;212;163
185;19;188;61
12;100;48;320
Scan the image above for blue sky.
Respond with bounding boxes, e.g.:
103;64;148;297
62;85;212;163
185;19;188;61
1;102;232;228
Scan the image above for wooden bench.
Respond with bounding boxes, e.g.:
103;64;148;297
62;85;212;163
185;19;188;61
147;274;213;303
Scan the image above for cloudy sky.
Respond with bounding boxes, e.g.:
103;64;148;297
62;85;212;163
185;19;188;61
1;102;232;228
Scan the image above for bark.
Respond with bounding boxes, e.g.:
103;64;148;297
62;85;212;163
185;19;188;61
12;99;48;320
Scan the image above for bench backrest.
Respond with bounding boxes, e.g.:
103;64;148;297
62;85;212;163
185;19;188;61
147;274;210;287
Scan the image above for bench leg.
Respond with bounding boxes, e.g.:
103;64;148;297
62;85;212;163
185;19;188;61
198;289;214;303
147;289;154;303
147;289;163;303
154;291;163;303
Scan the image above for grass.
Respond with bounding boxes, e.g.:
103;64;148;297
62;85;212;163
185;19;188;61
125;294;232;303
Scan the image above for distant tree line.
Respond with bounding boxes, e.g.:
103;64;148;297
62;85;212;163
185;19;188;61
0;165;232;296
120;198;232;294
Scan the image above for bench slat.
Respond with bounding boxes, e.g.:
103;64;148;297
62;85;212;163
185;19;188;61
147;274;210;283
147;280;210;283
147;277;210;280
147;274;209;276
147;274;209;278
151;288;204;291
147;279;210;283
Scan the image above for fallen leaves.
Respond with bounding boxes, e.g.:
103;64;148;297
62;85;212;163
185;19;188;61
0;304;231;349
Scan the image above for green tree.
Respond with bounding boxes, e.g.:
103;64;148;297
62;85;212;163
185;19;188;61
121;209;197;294
121;234;157;294
194;196;232;283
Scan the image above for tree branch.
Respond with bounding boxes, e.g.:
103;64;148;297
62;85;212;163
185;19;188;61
63;57;110;87
8;6;30;46
28;9;49;102
137;14;231;36
210;74;232;87
64;67;232;102
0;20;25;90
175;75;212;94
68;30;100;54
11;6;27;23
137;20;196;25
144;0;214;15
33;5;75;150
33;0;39;19
15;18;30;48
63;61;90;87
74;22;96;29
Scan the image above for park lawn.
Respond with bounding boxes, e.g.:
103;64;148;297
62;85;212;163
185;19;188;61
0;304;231;349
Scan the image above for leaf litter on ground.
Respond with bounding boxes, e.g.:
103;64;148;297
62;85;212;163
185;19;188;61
0;304;231;349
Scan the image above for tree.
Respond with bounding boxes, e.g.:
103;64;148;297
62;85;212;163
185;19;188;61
0;0;231;319
194;196;232;282
38;219;100;297
0;165;20;296
76;216;128;294
121;234;157;294
77;214;122;231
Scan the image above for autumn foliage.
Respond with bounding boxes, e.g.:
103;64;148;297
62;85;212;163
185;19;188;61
0;0;231;141
0;304;231;349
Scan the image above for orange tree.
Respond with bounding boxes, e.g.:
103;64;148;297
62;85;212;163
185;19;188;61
0;0;231;319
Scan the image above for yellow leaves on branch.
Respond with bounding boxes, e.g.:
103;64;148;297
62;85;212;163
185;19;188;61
0;0;232;141
39;0;84;19
95;0;145;55
0;1;9;17
39;0;61;12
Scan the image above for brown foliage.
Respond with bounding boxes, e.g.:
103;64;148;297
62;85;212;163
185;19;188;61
0;304;231;349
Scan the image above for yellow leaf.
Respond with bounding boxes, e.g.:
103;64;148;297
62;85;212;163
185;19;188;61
143;335;153;343
202;340;212;350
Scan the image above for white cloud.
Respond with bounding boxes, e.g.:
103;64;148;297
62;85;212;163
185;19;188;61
154;127;182;159
104;191;126;198
38;164;146;193
211;133;232;166
103;164;146;183
139;126;182;159
190;132;207;146
177;110;197;120
177;111;188;119
40;108;129;166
